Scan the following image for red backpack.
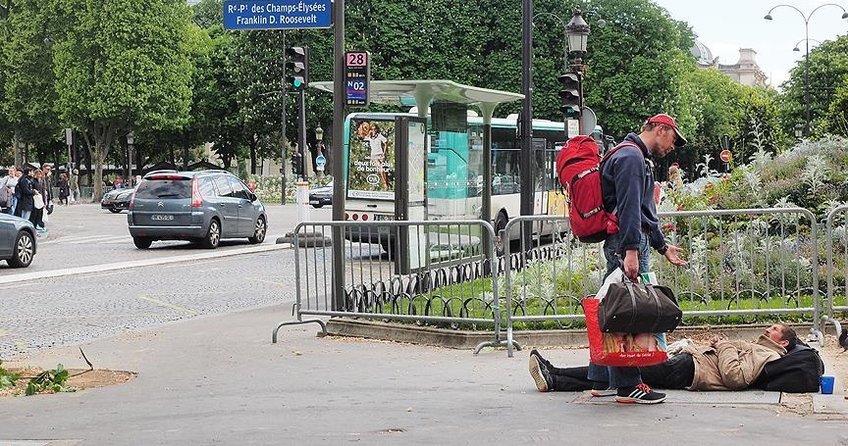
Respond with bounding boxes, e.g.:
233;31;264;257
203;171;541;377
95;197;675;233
555;136;638;243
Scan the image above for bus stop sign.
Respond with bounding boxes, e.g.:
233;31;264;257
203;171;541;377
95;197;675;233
345;51;370;107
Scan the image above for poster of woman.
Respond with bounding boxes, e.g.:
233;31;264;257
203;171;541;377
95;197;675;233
348;119;395;199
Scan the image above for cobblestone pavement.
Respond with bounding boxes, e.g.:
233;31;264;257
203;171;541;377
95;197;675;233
0;248;298;359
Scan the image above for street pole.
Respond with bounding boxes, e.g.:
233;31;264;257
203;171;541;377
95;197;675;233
764;3;848;138
281;30;288;205
298;90;308;179
804;31;811;137
519;0;533;248
331;0;345;312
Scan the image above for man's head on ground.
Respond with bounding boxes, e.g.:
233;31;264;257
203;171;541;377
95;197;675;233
640;114;687;158
765;324;797;350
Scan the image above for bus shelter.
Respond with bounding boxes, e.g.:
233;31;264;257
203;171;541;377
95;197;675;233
310;80;524;229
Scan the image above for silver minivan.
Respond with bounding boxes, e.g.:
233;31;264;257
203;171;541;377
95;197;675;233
127;170;267;249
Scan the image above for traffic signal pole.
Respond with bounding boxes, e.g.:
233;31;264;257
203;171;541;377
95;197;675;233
280;31;287;205
331;0;346;312
519;0;533;248
298;90;307;179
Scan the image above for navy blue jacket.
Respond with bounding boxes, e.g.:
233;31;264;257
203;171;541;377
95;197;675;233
600;133;665;253
15;175;34;212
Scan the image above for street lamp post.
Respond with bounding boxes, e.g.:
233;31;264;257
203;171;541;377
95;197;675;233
314;126;325;179
794;123;805;140
565;9;590;135
765;3;848;137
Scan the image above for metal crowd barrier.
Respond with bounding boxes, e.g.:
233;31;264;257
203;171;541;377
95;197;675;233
276;208;825;358
503;208;821;357
826;205;848;317
272;220;510;353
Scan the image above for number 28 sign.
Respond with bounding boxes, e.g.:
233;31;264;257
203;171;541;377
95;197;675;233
345;51;370;107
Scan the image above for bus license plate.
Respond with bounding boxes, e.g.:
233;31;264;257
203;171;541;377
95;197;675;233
151;214;174;221
374;214;394;221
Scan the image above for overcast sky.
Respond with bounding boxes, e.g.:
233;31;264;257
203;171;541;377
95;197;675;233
652;0;848;88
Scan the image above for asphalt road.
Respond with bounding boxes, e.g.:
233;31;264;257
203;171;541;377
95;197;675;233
0;202;332;274
0;202;332;359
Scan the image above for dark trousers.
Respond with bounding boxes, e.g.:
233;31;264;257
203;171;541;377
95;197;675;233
550;353;695;392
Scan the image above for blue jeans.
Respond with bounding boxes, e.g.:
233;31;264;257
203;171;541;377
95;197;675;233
589;231;651;388
20;209;31;221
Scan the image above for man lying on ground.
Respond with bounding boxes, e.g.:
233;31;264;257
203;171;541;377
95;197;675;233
529;324;824;394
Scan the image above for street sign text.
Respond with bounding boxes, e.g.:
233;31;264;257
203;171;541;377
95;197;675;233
223;0;333;30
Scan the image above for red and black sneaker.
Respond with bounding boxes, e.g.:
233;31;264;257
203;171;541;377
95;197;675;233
615;383;666;404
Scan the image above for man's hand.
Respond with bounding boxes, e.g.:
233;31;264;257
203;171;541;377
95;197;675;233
664;244;688;267
623;249;639;280
709;335;728;348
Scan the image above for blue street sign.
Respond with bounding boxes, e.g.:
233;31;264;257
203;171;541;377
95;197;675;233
315;155;326;166
223;0;333;30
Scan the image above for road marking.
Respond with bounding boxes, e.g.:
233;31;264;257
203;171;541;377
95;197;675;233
40;234;127;245
0;243;291;285
250;277;287;287
135;294;197;315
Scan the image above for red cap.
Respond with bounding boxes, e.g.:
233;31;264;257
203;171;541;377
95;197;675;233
647;113;687;147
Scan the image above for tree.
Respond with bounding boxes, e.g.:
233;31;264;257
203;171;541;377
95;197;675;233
51;0;195;200
779;35;848;138
1;0;61;166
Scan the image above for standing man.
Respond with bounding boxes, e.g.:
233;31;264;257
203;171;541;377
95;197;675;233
589;113;689;404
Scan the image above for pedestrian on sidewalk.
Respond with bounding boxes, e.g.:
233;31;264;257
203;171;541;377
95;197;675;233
14;167;35;221
58;172;70;205
591;114;689;404
0;166;17;214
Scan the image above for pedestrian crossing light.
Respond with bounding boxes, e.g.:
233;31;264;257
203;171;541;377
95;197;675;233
559;72;583;119
285;46;309;92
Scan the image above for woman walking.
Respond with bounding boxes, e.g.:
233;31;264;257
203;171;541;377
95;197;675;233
58;173;70;205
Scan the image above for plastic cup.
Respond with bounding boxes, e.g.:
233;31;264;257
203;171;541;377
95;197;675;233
820;375;835;394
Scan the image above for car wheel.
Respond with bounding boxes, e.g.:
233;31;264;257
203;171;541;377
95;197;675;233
8;231;35;268
248;216;267;244
133;237;152;249
108;207;123;214
201;218;221;249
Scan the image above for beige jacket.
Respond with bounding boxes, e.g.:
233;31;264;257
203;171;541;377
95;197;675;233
683;335;786;391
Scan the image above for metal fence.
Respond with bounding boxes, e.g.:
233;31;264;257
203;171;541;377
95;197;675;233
826;205;848;317
272;220;512;352
276;207;829;357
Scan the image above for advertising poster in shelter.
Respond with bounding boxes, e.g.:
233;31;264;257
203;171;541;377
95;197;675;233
348;119;395;199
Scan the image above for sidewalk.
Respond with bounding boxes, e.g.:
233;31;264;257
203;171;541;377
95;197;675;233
2;305;848;445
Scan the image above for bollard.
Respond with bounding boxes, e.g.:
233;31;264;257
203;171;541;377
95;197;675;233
296;179;310;223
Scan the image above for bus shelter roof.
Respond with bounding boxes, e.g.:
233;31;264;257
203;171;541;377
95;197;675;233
309;80;524;121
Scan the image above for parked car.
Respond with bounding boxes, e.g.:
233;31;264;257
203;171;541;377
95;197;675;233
0;213;37;267
309;182;333;208
127;170;267;249
101;187;135;213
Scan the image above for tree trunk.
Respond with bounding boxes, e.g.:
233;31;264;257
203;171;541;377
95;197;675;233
12;129;23;167
250;142;256;175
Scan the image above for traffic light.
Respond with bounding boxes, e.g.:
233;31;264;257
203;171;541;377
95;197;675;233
559;72;583;119
291;151;303;175
285;46;309;92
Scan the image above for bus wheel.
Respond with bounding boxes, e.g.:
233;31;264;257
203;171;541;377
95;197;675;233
495;213;508;256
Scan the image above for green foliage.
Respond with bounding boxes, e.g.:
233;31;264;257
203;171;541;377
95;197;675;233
779;35;848;138
25;363;74;395
51;0;195;199
0;359;20;390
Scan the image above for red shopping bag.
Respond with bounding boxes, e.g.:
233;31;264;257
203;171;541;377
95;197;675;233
583;298;668;367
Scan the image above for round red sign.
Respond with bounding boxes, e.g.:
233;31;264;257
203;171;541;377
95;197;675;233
720;149;732;163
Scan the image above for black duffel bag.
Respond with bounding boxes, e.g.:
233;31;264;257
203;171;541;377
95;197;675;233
598;280;682;333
